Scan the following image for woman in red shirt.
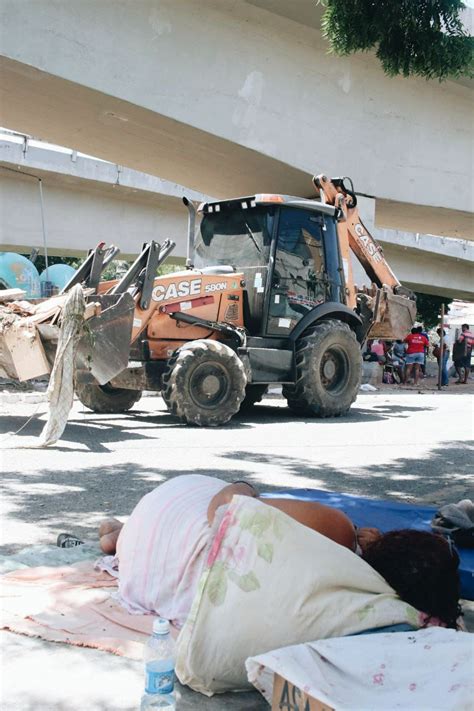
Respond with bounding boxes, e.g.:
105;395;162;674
404;327;429;385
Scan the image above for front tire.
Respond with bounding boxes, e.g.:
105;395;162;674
75;381;142;413
283;319;361;417
163;340;247;426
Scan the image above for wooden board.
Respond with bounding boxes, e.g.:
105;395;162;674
0;288;26;302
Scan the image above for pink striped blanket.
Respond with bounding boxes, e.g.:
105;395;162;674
0;560;160;658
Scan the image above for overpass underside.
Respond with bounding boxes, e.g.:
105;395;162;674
0;0;472;240
378;244;474;302
0;57;314;202
1;139;472;302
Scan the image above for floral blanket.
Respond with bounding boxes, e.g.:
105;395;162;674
246;628;473;710
175;496;428;695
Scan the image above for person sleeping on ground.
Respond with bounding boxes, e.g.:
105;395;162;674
95;474;461;631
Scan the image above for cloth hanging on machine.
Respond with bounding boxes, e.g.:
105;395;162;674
37;284;85;447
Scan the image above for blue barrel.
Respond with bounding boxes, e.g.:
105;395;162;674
0;252;41;298
39;263;76;296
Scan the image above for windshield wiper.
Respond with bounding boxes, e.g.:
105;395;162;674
245;223;262;254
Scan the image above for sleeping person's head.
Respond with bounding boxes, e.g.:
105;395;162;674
362;530;461;629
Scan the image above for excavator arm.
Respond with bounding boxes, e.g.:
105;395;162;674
314;174;416;339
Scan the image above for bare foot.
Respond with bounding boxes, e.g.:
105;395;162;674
100;529;122;555
99;518;122;537
99;518;123;555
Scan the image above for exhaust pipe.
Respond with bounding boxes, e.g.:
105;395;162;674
183;196;196;268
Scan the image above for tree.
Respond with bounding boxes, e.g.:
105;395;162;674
414;292;452;329
23;253;183;281
21;254;83;273
321;0;473;81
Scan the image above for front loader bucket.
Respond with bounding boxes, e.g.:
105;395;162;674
0;320;52;381
75;292;135;385
2;292;135;385
367;288;416;340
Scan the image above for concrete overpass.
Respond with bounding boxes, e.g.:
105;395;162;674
1;134;472;301
0;132;202;260
0;0;472;240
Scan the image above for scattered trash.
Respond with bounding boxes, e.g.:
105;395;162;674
360;383;378;392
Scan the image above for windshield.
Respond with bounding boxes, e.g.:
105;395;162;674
194;206;274;269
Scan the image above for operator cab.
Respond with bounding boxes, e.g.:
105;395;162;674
194;195;344;337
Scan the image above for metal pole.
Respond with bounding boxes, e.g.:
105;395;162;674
438;303;445;390
182;197;196;268
38;178;49;286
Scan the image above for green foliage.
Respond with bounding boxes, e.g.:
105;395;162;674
156;262;184;276
414;292;452;329
23;254;183;283
321;0;473;80
22;254;83;273
101;260;130;281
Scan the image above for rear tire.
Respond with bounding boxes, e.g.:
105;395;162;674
239;384;268;411
283;319;361;417
163;339;247;426
75;381;142;413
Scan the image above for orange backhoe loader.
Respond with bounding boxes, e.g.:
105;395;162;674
0;173;416;426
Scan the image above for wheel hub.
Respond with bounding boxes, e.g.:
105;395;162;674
201;374;221;398
322;358;337;380
190;362;231;409
320;346;349;393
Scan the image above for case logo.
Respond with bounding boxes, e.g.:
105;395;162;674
152;278;202;302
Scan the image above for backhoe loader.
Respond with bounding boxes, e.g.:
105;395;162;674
0;173;416;426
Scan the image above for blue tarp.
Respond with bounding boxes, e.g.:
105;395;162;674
262;488;474;601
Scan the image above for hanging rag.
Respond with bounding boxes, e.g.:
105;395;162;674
37;284;85;447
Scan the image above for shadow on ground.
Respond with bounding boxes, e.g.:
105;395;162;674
0;463;240;554
1;437;472;555
222;440;474;503
0;400;437;453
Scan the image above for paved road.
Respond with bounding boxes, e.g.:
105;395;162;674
1;388;473;709
1;389;473;552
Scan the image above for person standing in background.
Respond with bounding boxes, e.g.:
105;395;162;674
455;324;473;384
404;327;429;386
416;325;429;377
433;328;449;387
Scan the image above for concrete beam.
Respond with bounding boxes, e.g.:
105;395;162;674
377;229;474;263
0;0;472;239
380;243;474;301
0;167;189;260
0;135;207;207
346;196;474;300
1;137;472;300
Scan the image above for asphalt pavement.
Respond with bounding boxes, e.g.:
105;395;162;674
0;386;473;709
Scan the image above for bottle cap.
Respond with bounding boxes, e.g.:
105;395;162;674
152;617;170;635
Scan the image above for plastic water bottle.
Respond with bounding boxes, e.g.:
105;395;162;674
140;617;176;710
